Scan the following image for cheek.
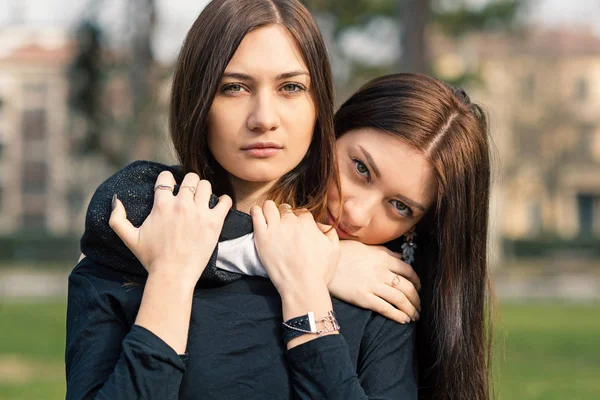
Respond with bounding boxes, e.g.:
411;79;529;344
286;98;316;143
361;215;414;245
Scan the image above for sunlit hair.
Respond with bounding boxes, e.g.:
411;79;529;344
335;73;494;400
169;0;339;220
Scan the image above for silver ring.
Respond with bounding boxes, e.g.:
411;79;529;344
391;274;402;288
154;184;174;192
179;185;197;195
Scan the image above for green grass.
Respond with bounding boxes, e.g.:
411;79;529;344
494;303;600;399
0;301;598;399
0;300;66;400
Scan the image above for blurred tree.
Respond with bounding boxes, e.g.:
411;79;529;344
68;20;120;164
303;0;526;79
68;0;159;167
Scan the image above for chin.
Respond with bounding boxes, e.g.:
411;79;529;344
238;161;300;182
235;169;294;183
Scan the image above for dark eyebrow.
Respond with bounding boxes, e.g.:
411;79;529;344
276;71;309;80
358;145;427;213
221;71;309;81
395;193;426;213
222;72;253;81
358;145;381;179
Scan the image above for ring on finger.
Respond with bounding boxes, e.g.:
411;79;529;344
179;185;197;195
391;274;402;288
154;184;174;192
278;203;294;215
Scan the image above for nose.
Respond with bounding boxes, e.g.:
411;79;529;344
247;91;280;132
342;194;376;232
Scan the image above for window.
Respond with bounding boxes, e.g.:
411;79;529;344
22;109;47;142
527;202;542;236
577;194;595;236
22;162;48;195
521;73;535;102
575;77;588;102
21;214;46;231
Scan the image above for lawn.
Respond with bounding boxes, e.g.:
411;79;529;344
0;301;598;399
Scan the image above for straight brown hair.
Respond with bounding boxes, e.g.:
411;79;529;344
335;73;494;400
169;0;339;220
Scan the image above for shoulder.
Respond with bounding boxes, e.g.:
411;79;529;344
69;257;144;314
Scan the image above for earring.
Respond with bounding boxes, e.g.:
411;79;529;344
401;228;417;266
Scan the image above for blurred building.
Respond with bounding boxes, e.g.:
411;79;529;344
0;27;73;235
434;28;600;242
0;26;123;236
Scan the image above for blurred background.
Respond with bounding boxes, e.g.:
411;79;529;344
0;0;599;398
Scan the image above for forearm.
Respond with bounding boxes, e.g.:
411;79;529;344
135;272;195;354
286;335;369;400
66;269;187;400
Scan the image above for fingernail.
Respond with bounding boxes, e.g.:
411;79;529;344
415;311;420;321
112;194;118;211
404;316;411;324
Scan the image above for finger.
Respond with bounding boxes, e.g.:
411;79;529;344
153;171;177;204
376;284;419;321
250;205;267;234
263;200;281;227
194;180;212;209
322;223;339;247
375;245;402;258
177;172;200;201
387;259;421;292
388;273;421;311
212;194;233;221
108;195;139;252
316;222;332;234
366;294;413;324
293;207;312;218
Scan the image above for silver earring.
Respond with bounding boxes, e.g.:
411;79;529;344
401;228;417;266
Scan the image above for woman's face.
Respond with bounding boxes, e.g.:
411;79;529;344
207;24;315;188
327;128;437;245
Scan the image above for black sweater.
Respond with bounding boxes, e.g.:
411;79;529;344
65;161;417;399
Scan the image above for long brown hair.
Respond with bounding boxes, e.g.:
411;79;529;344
335;73;494;400
169;0;339;220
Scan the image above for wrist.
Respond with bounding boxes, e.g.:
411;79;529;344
280;285;332;322
146;270;198;294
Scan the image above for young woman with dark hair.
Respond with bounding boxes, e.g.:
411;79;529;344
66;1;419;399
331;73;494;400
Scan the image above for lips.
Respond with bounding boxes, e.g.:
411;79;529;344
327;209;357;240
241;142;283;158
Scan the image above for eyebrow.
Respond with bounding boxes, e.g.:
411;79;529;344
222;71;309;81
358;145;381;179
395;193;427;213
358;145;427;213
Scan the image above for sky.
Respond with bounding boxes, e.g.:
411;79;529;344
1;0;600;63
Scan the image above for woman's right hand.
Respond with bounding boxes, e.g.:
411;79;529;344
328;240;421;324
108;171;232;285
